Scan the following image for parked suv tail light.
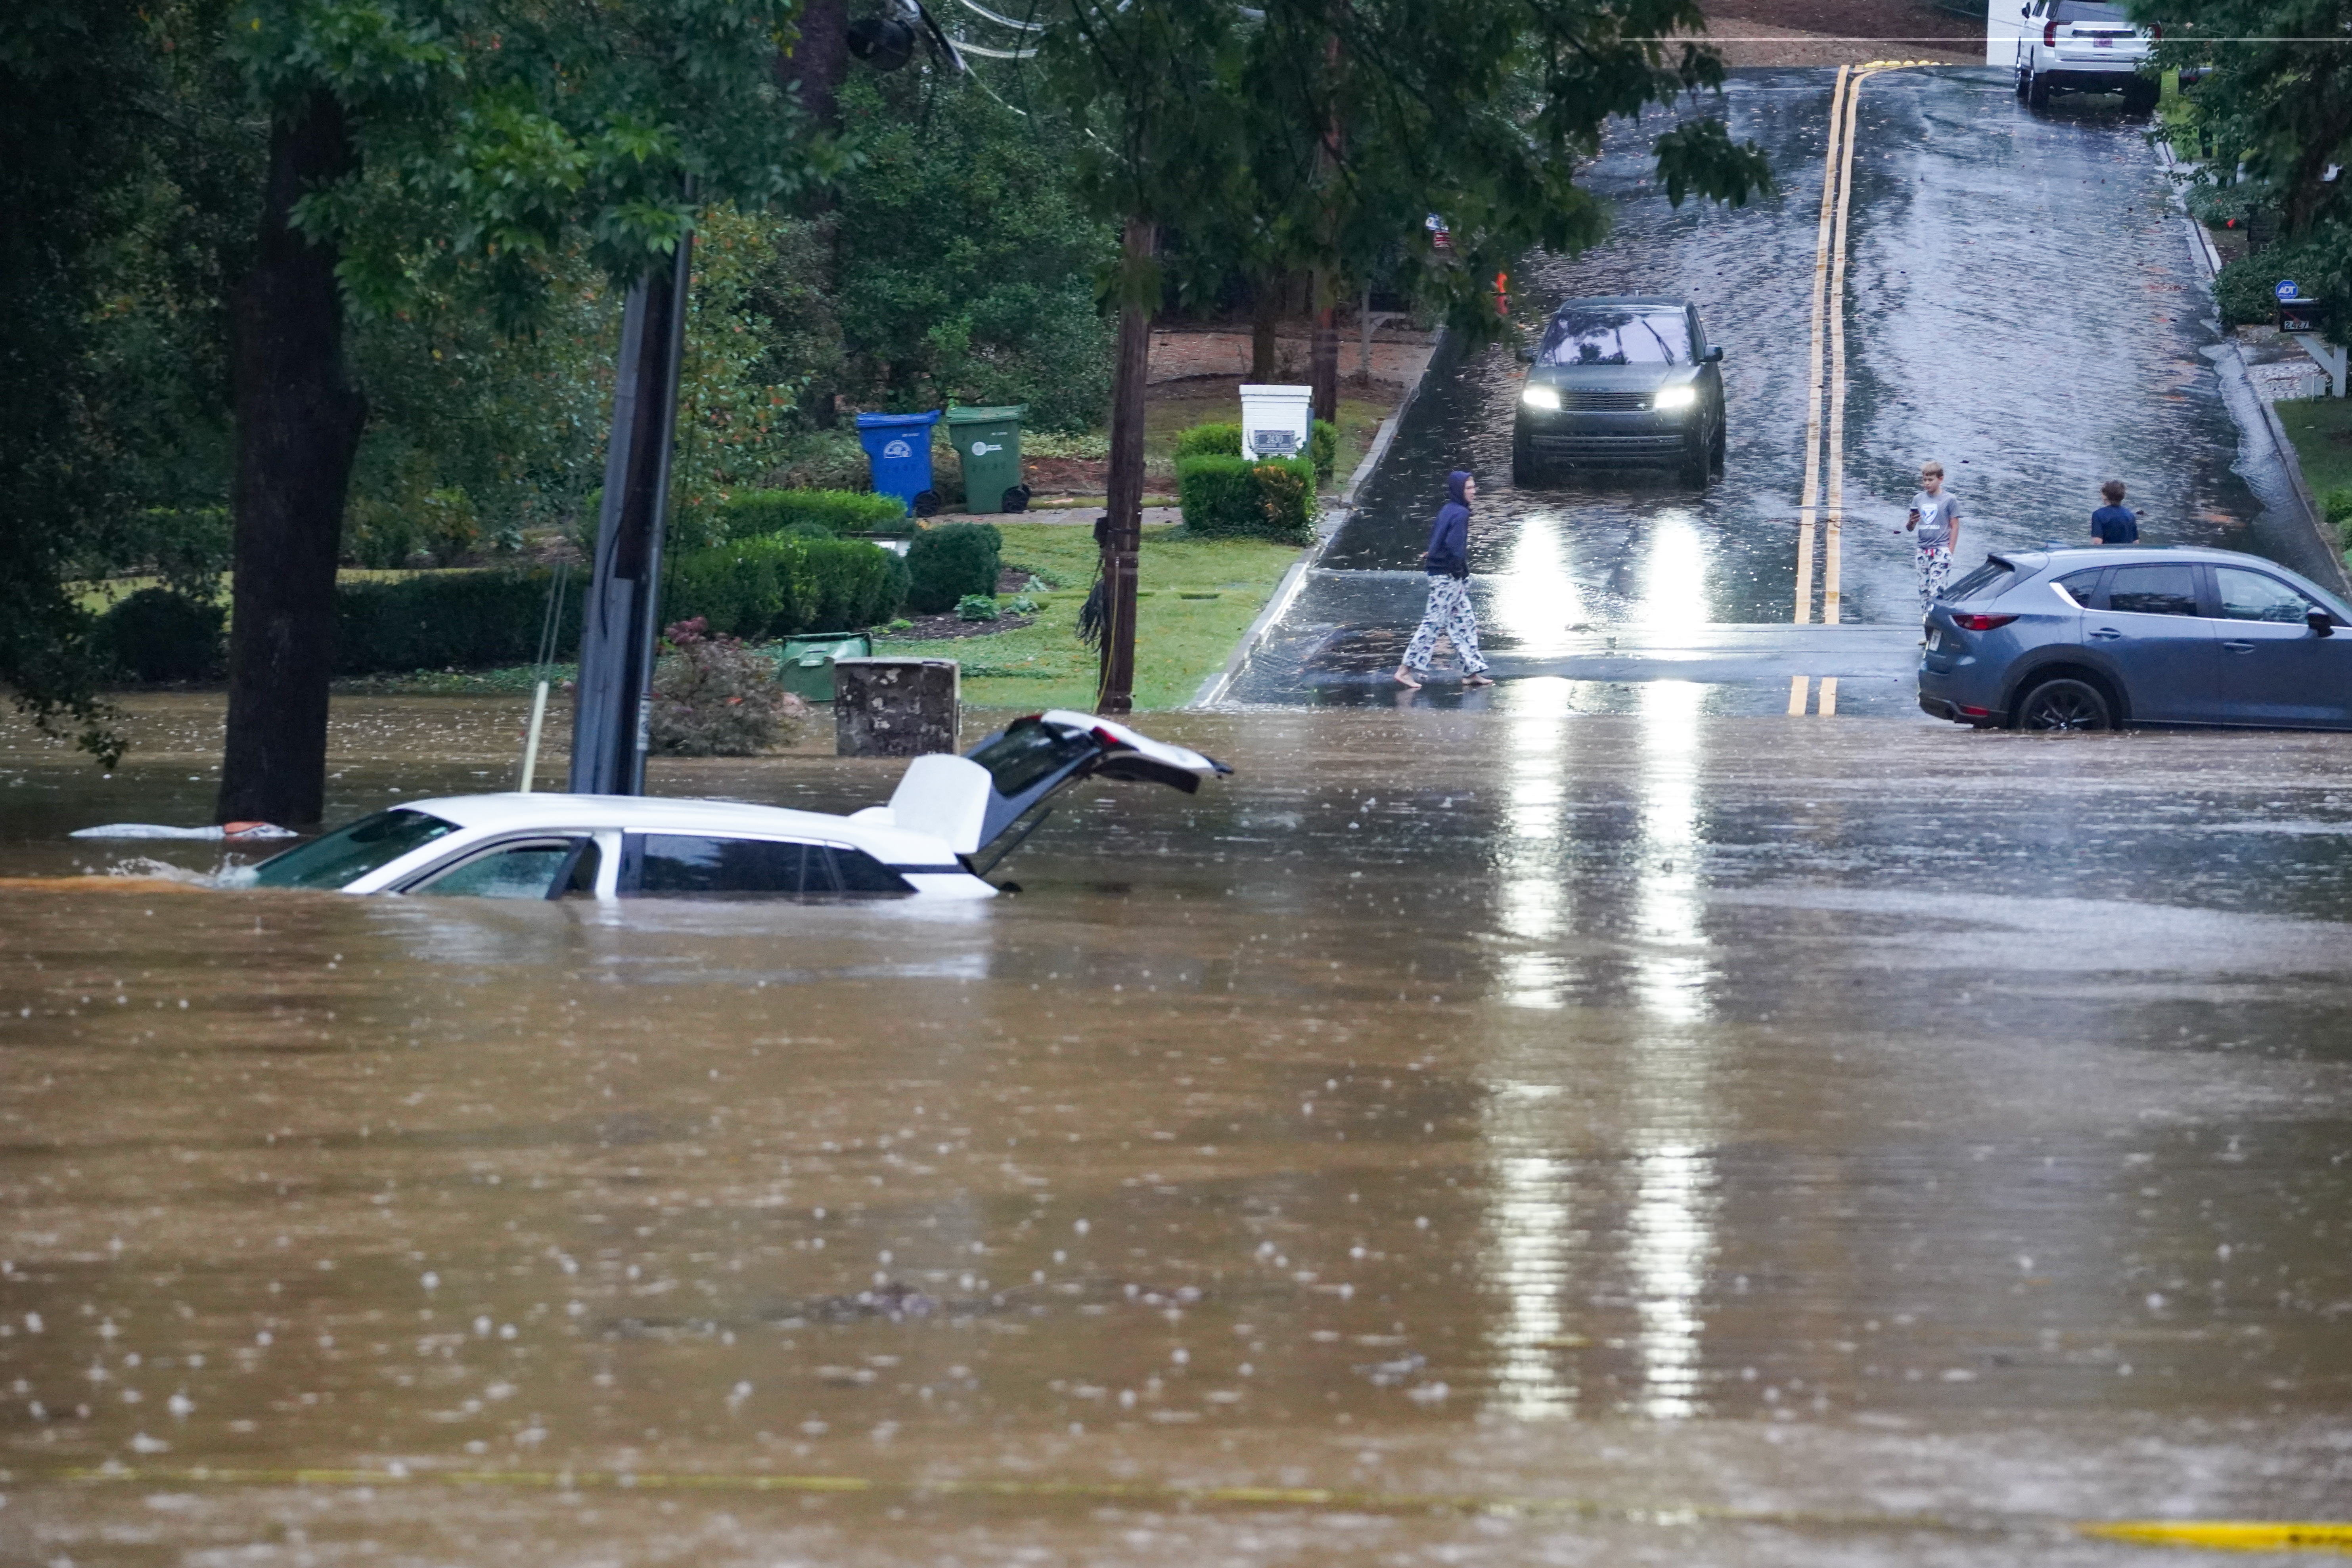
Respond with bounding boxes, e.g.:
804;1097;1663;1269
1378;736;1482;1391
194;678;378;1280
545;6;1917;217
2043;19;2057;43
1950;613;2018;632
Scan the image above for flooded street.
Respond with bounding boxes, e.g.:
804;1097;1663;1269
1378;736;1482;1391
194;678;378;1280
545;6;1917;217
1230;67;2326;710
6;697;2351;1563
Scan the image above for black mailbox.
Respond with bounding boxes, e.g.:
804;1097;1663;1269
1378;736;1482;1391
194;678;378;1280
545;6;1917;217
2280;298;2332;335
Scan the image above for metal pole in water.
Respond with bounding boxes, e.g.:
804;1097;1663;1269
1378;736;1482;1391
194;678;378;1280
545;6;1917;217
518;680;550;793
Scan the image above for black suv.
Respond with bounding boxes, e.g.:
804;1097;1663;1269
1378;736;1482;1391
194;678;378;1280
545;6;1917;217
1512;296;1726;487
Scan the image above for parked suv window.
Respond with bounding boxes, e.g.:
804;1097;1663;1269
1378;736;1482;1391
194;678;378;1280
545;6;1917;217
2215;567;2319;623
2053;568;2103;607
2051;0;2128;20
2105;564;2198;616
1942;559;2013;602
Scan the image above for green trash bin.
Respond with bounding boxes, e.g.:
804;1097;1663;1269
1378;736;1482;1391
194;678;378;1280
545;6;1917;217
777;632;871;703
945;404;1029;513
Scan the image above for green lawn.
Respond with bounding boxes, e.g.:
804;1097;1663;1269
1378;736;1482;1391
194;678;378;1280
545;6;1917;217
2273;397;2352;501
873;522;1302;710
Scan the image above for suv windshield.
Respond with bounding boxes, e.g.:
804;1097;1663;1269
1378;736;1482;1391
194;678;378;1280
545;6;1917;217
248;808;457;890
2051;1;2130;20
1538;308;1691;366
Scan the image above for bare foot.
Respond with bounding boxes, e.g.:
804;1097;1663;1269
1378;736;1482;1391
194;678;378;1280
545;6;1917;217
1392;666;1422;689
1463;673;1495;687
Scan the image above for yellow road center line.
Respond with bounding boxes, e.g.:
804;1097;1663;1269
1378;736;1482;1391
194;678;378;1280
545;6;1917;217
1819;676;1839;714
1822;67;1882;630
2080;1522;2352;1554
37;1465;2352;1550
1792;63;1850;628
1787;673;1811;714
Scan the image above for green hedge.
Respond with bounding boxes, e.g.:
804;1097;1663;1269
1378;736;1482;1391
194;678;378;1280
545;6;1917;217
1175;418;1336;479
666;536;910;639
1176;455;1318;542
97;587;224;682
331;541;907;674
717;488;913;538
336;571;582;675
906;522;1002;613
2214;241;2331;326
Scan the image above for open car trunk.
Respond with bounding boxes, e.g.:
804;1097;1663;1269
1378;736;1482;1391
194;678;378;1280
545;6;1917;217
857;712;1230;874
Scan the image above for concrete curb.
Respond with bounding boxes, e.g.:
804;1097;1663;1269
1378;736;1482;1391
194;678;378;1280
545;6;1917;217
2157;138;2352;598
1189;328;1453;707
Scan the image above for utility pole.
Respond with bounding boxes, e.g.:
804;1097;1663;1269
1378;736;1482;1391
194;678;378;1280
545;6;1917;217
1096;218;1156;715
569;234;693;794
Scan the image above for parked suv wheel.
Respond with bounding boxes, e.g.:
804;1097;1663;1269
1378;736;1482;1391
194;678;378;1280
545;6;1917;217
2026;69;2051;108
2122;77;2159;113
2016;676;2112;732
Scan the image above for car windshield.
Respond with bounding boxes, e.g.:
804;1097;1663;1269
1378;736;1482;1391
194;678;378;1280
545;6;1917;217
2051;1;2129;20
1538;308;1691;366
248;808;458;890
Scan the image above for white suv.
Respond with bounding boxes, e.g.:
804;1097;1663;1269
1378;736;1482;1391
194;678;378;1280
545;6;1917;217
2013;0;2158;111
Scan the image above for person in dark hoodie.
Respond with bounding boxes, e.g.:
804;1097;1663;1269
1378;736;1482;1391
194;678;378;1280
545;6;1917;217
1394;469;1493;689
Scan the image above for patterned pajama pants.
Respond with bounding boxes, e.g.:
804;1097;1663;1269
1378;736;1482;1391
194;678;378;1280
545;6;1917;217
1916;544;1953;611
1402;574;1489;675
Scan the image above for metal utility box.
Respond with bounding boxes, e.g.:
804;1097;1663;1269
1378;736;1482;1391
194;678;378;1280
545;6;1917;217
1238;384;1313;461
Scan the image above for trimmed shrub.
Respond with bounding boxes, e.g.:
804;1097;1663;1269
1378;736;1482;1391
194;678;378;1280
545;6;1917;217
647;618;809;756
1175;421;1243;459
719;488;912;539
1176;455;1318;542
2213;240;2330;326
1310;417;1338;481
96;588;225;682
665;536;909;639
956;593;1000;621
335;570;582;675
906;522;1002;613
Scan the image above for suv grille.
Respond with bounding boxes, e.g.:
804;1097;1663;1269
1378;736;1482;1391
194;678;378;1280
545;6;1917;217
1555;390;1653;412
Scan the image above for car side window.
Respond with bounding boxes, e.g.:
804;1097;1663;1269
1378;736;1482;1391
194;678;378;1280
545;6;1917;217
2214;567;2318;623
2104;564;2198;617
2053;567;2103;607
825;846;915;894
631;835;817;896
413;839;587;899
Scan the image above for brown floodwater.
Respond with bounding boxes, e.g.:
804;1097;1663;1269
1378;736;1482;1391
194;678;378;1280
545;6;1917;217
3;695;2349;1565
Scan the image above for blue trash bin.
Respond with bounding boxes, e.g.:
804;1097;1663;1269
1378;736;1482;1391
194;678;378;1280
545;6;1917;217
854;411;944;518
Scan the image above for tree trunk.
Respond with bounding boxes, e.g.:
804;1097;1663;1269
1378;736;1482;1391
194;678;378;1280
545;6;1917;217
776;0;852;130
1310;270;1340;424
216;92;366;827
1250;273;1282;382
1097;218;1155;716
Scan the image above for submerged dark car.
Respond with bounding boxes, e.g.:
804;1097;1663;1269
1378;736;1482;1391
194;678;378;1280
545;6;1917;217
1512;296;1726;486
1918;546;2352;731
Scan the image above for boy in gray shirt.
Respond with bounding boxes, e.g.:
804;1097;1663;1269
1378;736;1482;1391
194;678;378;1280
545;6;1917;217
1906;459;1960;611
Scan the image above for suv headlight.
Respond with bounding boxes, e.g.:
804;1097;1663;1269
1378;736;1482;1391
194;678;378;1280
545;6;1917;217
1520;384;1560;410
1653;385;1698;412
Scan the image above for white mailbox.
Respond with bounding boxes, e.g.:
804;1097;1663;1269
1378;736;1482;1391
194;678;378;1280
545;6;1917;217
1238;384;1313;461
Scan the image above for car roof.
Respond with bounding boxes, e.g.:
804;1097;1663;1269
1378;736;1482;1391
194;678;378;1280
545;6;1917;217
391;793;951;860
1551;295;1690;312
2003;544;2318;570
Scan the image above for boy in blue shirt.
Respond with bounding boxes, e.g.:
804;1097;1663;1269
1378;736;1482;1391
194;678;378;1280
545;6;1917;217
2091;480;2140;544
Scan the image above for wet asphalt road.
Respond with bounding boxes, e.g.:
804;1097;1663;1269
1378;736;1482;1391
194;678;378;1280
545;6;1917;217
4;697;2350;1563
1226;66;2332;712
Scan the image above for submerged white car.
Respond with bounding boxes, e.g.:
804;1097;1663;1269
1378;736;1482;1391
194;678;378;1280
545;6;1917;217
233;712;1228;901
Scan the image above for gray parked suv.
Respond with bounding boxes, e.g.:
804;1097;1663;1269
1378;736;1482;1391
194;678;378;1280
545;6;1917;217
1918;546;2352;731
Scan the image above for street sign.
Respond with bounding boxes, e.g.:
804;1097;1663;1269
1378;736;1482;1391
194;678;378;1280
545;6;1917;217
2280;298;2331;335
2278;279;2300;301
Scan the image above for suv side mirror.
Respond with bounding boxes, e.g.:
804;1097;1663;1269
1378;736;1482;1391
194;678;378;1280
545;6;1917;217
1705;346;1725;363
2019;4;2028;13
2309;608;2336;637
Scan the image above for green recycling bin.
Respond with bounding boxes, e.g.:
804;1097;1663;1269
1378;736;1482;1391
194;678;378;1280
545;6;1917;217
777;632;871;703
945;404;1029;513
